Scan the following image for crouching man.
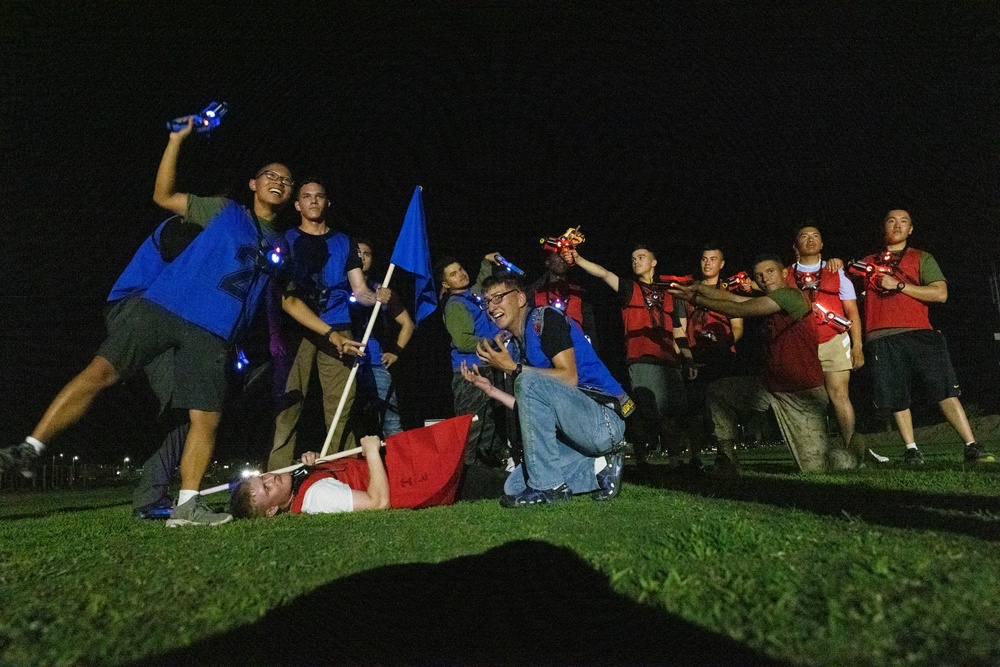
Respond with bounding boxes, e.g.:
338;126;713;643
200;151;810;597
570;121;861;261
231;436;390;518
669;255;855;474
461;276;629;507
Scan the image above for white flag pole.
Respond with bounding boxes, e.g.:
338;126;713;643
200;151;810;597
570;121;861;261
198;441;386;496
318;263;397;458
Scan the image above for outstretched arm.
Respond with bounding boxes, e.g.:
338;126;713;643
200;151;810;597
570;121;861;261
461;360;515;409
568;249;620;292
281;294;365;356
153;118;194;216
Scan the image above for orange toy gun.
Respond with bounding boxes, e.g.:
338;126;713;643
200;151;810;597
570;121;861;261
721;271;753;294
540;226;586;263
654;274;695;288
848;252;901;295
813;302;851;333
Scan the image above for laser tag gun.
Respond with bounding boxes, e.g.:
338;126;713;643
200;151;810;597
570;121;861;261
848;251;901;294
166;101;228;133
721;270;753;294
654;274;695;288
539;226;586;263
494;254;525;276
812;302;851;333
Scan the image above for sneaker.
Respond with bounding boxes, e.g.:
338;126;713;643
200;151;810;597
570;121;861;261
964;442;996;464
903;447;924;467
0;441;40;479
499;484;572;508
595;449;625;501
165;496;232;527
711;453;740;478
134;499;174;521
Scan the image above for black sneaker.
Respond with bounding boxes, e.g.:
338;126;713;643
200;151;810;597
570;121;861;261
0;441;40;479
903;447;924;467
595;449;625;501
711;454;740;478
964;442;996;464
499;484;571;508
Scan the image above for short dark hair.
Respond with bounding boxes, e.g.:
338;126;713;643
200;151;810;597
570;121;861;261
793;219;821;239
700;242;725;260
631;243;657;260
751;252;786;271
433;256;461;283
230;480;266;520
295;176;327;197
481;274;526;296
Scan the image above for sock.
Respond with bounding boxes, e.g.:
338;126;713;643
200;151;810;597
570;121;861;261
24;436;45;454
965;441;976;447
905;443;917;450
595;456;608;474
178;489;198;506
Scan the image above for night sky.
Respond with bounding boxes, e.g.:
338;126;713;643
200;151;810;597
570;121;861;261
3;2;999;463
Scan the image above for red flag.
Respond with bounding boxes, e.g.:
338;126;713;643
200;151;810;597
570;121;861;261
385;414;473;509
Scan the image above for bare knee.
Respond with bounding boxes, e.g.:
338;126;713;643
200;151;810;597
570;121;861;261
79;356;121;390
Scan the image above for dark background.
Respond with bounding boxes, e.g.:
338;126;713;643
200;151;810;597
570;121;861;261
3;1;999;464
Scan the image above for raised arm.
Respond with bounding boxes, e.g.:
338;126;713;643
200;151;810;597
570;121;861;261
349;436;390;510
153;118;194;216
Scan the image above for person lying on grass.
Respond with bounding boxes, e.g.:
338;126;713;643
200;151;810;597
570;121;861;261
230;436;389;518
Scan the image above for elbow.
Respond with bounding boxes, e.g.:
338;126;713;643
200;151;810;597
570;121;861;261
375;493;390;510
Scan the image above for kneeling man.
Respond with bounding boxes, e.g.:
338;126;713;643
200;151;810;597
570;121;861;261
462;276;629;507
669;255;854;473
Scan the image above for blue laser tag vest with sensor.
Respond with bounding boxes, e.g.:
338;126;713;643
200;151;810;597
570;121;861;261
142;201;284;342
448;290;501;370
285;228;354;328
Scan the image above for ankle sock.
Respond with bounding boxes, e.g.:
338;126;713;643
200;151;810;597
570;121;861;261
178;490;198;506
24;437;45;454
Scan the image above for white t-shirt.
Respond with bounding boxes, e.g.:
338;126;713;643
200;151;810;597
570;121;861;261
300;477;354;514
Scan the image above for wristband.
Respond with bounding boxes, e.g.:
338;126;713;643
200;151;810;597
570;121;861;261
514;363;522;375
323;326;337;339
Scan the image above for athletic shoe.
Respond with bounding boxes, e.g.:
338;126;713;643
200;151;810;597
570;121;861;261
711;454;740;478
903;447;924;467
134;500;174;521
165;496;232;527
964;442;996;464
499;484;571;508
595;449;625;501
0;441;40;479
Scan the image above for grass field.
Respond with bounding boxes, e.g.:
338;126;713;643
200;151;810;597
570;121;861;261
1;439;998;666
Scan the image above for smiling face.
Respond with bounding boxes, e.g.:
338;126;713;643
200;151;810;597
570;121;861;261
483;283;526;333
752;259;788;294
441;262;470;292
244;471;294;517
793;226;823;261
249;163;294;213
294;181;329;223
882;210;913;248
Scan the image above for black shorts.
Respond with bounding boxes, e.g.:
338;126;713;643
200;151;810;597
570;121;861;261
865;329;960;413
98;298;228;411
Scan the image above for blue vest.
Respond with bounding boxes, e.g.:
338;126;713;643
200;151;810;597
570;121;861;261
350;281;384;367
448;291;500;370
522;306;625;399
107;220;172;302
142;201;282;341
285;228;353;327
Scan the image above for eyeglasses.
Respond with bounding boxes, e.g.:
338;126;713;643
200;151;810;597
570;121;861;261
483;289;518;306
256;169;294;187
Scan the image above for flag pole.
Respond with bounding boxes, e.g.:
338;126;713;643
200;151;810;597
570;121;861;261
318;263;396;458
198;441;385;496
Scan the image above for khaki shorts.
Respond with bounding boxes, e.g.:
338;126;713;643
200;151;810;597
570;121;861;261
818;331;852;373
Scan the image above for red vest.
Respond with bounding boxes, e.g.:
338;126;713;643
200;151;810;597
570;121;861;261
764;295;824;393
290;459;371;514
684;287;735;358
533;279;586;327
862;248;933;333
785;263;845;344
622;281;678;365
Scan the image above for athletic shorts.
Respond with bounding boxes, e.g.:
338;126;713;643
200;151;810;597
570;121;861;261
818;331;852;373
865;329;960;413
98;298;228;411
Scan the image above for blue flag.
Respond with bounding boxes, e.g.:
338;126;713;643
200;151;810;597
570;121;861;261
390;186;437;323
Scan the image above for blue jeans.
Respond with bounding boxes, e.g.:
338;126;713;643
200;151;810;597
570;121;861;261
357;362;402;437
505;371;625;495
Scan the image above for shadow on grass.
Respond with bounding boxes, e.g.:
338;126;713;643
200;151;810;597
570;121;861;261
632;463;1000;541
138;540;785;667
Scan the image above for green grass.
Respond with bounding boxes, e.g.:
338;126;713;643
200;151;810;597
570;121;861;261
1;441;999;666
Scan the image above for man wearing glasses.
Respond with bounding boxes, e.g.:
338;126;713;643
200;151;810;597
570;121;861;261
266;179;389;472
461;276;629;507
0;119;364;527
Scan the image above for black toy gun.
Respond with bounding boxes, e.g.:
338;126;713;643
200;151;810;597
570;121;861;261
848;254;900;294
721;271;753;293
812;302;851;333
539;226;586;263
166;101;228;133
